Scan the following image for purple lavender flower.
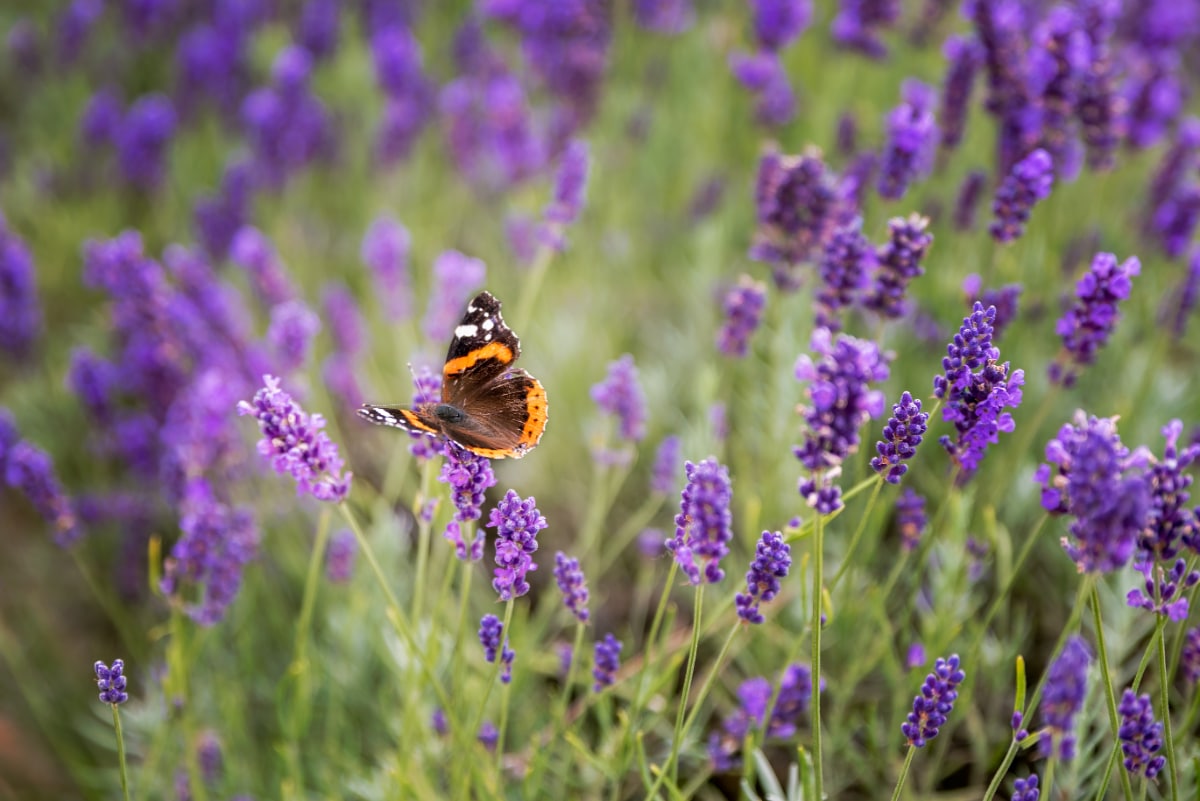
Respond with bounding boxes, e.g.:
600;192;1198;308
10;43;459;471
67;349;118;423
1012;775;1039;801
0;408;14;470
297;0;340;60
794;328;890;512
237;374;352;502
1049;253;1139;387
1029;6;1087;182
906;642;926;669
709;677;771;770
360;216;411;322
969;0;1030;121
322;283;366;360
1034;412;1149;574
751;148;838;290
229;227;296;307
933;303;1025;480
1183;627;1200;683
267;300;321;374
489;489;547;601
831;0;900;59
590;354;647;443
990;148;1054;243
871;392;928;484
650;436;681;495
1139;420;1199;561
1127;558;1199;621
865;214;933;319
95;659;129;705
1075;0;1122;171
953;170;987;231
878;80;937;200
545;139;590;227
729;51;796;128
554;552;590;622
193;160;256;259
1163;249;1200;340
938;36;981;152
1039;635;1089;759
962;275;1022;340
479;613;515;684
667;458;734;584
1118;690;1165;778
716;276;766;357
769;663;820;736
592;633;622;691
5;441;80;546
432;707;448;736
1147;118;1200;224
440;445;497;529
325;529;356;583
710;402;728;443
440;71;546;190
815;219;873;331
836;112;858;156
638;528;666;558
54;0;101;65
478;721;499;751
370;26;434;165
0;215;41;357
735;531;791;623
896;487;927;550
902;654;965;747
633;0;694;33
1151;186;1200;258
80;88;123;150
197;731;222;784
403;367;444;462
750;0;811;50
160;480;259;625
174;23;249;119
422;251;486;344
116;94;177;191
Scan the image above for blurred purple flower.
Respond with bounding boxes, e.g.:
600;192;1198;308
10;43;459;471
545;138;590;226
1012;775;1040;801
325;529;356;583
832;0;899;58
229;227;296;308
361;216;412;322
751;148;838;289
933;303;1024;480
322;283;366;359
55;0;101;66
116;94;177;191
0;215;41;357
794;328;889;512
591;354;647;443
479;613;515;683
865;213;932;319
650;436;681;495
68;348;118;423
554;552;590;622
1121;51;1182;151
1151;186;1200;258
440;72;546;190
8;19;41;75
896;487;927;550
1029;6;1087;182
667;458;734;584
592;632;622;691
1146;118;1200;225
478;721;499;751
717;276;766;357
5;440;81;546
878;80;936;200
80;88;123;149
1049;252;1139;387
750;0;811;50
938;36;981;152
962;275;1021;340
814;219;872;331
298;0;341;61
1075;0;1123;171
953;169;987;231
1040;635;1089;759
489;489;547;601
422;250;486;344
371;26;435;165
1183;627;1200;683
1118;690;1165;778
268;300;321;375
633;0;694;33
902;654;965;747
1162;247;1200;339
990;148;1054;243
194;160;257;260
237;374;352;502
1127;558;1198;621
728;50;796;128
735;530;791;623
175;23;248;119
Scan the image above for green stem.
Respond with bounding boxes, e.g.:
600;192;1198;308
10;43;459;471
1042;758;1058;801
112;704;132;801
1091;584;1137;801
812;507;825;801
287;507;333;733
1157;619;1179;801
888;746;917;801
670;584;706;782
830;476;884;591
410;459;438;622
679;623;743;737
533;620;588;797
595;492;665;576
967;514;1048;654
512;234;559;335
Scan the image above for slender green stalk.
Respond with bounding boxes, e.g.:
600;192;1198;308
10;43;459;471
811;507;825;801
888;746;917;801
595;492;665;576
667;584;706;785
1157;619;1179;801
967;514;1048;653
513;235;559;334
1042;757;1058;801
678;622;742;737
111;703;132;801
830;476;884;591
286;508;332;737
410;458;438;621
1091;584;1137;801
528;619;587;797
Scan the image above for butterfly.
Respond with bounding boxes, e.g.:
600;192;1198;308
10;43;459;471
357;291;548;459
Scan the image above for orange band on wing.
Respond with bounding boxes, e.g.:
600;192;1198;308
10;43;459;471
398;408;439;435
462;444;517;459
518;379;549;448
443;341;515;377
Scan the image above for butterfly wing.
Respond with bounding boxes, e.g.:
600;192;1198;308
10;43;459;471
441;291;521;405
440;368;548;459
356;404;441;437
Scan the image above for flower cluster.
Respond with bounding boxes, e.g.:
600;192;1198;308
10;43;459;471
237;374;352;502
1140;420;1200;560
896;488;927;551
4;439;81;546
933;303;1025;481
864;214;933;319
94;659;129;705
1127;559;1199;621
729;50;796;128
1029;6;1086;181
422;251;486;344
815;219;873;331
878;80;936;200
0;214;41;357
554;552;590;623
1039;636;1089;759
990;149;1054;243
489;490;547;601
667;458;734;584
750;148;838;290
361;216;412;322
1012;775;1040;801
795;328;889;512
1034;412;1149;574
1049;252;1140;387
325;529;356;583
708;664;820;771
650;435;681;495
871;391;928;484
937;35;981;153
1118;690;1165;778
962;275;1022;340
370;25;434;166
479;614;515;684
593;633;622;692
590;354;647;443
717;276;767;357
735;531;792;624
1184;627;1200;684
902;654;965;748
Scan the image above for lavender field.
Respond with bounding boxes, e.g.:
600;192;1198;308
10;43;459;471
1;0;1199;799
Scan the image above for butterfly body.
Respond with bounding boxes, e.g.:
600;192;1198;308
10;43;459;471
357;291;548;459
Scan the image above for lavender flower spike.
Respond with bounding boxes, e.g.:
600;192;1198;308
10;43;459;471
1039;635;1089;759
815;218;874;331
864;213;933;319
5;440;81;546
237;374;352;502
990;148;1054;243
591;354;647;443
95;659;129;705
902;654;965;747
1049;252;1139;387
1012;775;1040;801
717;275;767;357
478;614;515;684
1127;559;1199;621
0;214;42;357
735;531;792;623
896;488;926;550
554;552;590;623
750;147;837;290
489;489;547;601
870;391;928;484
593;633;622;691
1118;690;1165;778
666;458;734;584
877;80;937;200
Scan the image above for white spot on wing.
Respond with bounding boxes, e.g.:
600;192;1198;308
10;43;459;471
455;324;479;338
482;318;495;331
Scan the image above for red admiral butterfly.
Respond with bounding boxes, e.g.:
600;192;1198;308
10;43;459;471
357;291;548;459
